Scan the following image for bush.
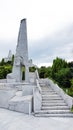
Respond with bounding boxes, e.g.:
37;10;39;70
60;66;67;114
38;66;46;78
0;65;12;79
67;87;73;97
54;68;71;88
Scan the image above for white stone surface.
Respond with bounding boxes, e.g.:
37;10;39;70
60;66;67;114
29;72;36;84
7;19;29;82
0;89;16;108
33;88;42;112
9;95;32;114
0;108;73;130
0;82;33;114
33;80;42;112
22;85;33;96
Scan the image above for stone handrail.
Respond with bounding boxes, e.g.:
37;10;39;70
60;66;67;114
36;79;41;93
48;78;73;108
33;79;42;112
35;69;39;80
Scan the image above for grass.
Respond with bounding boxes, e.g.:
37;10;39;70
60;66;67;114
71;106;73;112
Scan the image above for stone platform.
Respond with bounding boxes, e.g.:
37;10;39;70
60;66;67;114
0;82;34;114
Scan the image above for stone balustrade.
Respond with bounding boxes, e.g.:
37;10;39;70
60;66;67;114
33;79;42;112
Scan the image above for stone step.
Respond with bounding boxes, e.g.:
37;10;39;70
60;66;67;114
42;92;57;94
42;102;67;106
42;96;62;100
41;87;51;89
41;88;54;91
42;100;64;103
42;90;54;92
42;88;53;90
35;109;70;114
42;98;63;102
42;90;56;93
42;106;69;110
42;91;57;93
38;85;72;117
42;94;59;97
35;113;73;117
42;87;53;89
42;94;58;96
41;88;53;90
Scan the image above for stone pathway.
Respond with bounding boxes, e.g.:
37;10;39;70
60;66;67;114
0;108;73;130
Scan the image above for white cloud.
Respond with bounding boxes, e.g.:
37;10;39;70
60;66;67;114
0;0;73;66
29;24;73;66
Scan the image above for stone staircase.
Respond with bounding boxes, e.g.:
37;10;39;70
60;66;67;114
35;85;73;117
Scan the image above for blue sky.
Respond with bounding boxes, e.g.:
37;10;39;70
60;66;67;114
0;0;73;67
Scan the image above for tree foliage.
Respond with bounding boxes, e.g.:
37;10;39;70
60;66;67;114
38;57;73;96
29;66;36;72
0;66;12;79
38;66;47;78
51;57;68;78
54;68;71;88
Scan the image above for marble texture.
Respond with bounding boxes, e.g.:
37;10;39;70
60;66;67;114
0;83;33;114
0;89;16;108
9;95;32;114
7;19;29;82
33;79;42;112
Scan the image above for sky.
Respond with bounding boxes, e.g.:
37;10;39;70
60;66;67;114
0;0;73;67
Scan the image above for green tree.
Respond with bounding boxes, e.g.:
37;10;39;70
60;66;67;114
29;66;36;72
0;66;12;79
68;78;73;97
68;61;73;68
71;78;73;88
51;57;68;79
38;66;46;78
0;58;4;66
44;67;52;78
55;68;71;88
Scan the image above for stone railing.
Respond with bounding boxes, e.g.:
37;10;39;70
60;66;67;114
47;78;73;108
36;79;41;93
35;69;39;80
0;79;7;83
33;79;42;112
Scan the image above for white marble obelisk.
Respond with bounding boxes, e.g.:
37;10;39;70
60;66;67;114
7;19;29;82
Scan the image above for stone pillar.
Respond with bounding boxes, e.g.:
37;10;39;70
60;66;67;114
7;19;29;82
11;56;22;82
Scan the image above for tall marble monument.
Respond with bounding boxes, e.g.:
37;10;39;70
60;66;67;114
7;19;29;82
4;50;12;62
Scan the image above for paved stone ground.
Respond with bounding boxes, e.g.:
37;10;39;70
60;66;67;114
0;108;73;130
